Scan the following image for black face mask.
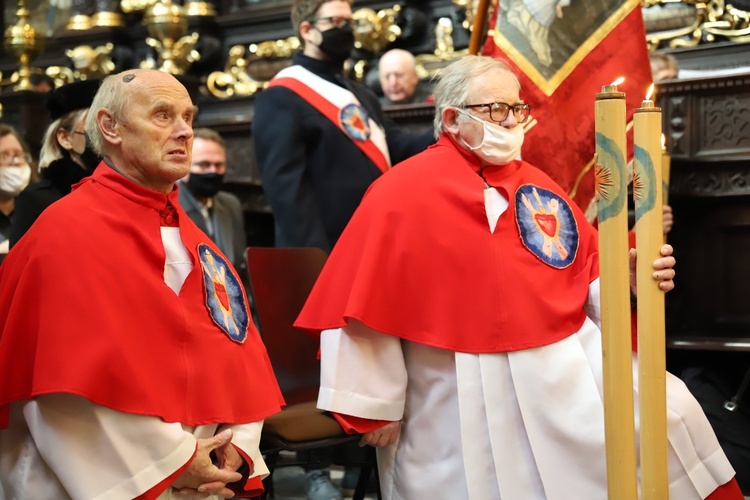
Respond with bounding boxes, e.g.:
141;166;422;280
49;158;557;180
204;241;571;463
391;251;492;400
73;134;102;172
186;172;224;198
78;147;102;172
317;25;354;66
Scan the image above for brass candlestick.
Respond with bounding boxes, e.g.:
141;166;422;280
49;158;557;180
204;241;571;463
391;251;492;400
142;0;200;75
4;0;44;91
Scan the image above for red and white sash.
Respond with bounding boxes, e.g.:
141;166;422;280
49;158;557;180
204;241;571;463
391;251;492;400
269;65;391;173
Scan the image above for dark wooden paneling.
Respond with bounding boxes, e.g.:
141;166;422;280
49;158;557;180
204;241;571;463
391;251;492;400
659;72;750;350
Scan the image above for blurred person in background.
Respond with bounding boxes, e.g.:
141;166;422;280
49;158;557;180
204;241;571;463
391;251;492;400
0;125;35;254
650;52;679;82
378;49;429;106
10;79;101;247
178;127;248;284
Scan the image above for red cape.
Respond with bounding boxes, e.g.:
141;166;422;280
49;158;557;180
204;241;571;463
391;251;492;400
0;165;283;428
296;136;599;353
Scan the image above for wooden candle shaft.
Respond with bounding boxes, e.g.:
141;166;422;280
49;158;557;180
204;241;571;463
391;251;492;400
634;105;669;500
595;90;638;500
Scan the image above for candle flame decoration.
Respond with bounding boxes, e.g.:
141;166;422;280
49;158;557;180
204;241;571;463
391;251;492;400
661;133;666;150
645;83;655;101
611;76;625;86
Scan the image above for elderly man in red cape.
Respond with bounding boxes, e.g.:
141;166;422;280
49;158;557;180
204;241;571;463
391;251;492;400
0;70;284;499
295;56;743;499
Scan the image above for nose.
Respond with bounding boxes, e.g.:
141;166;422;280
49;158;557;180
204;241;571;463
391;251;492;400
175;118;194;142
502;112;519;129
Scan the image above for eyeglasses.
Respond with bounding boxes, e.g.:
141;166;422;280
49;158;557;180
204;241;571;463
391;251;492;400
308;16;358;29
462;101;532;124
0;152;32;165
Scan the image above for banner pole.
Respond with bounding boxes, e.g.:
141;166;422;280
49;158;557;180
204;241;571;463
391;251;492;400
468;0;491;55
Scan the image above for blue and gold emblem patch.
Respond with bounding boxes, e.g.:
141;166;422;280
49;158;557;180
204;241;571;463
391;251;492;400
515;184;579;269
198;243;249;343
339;103;371;141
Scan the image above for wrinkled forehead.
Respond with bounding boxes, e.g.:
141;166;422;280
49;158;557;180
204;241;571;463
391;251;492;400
381;57;413;74
122;72;195;112
468;68;520;103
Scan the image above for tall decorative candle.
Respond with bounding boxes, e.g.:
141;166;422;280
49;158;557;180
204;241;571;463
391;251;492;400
633;96;669;500
595;82;637;500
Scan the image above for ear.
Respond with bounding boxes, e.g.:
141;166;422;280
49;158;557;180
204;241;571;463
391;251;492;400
442;106;461;135
97;109;121;146
56;128;74;151
298;20;316;44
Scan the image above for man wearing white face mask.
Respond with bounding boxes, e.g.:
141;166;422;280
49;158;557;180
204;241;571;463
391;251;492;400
0;125;33;254
294;56;743;499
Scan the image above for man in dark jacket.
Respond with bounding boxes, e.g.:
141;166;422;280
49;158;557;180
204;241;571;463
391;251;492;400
178;127;248;284
252;0;433;253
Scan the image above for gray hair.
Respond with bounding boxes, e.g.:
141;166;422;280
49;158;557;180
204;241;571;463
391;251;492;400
431;55;520;138
84;72;132;155
39;108;87;169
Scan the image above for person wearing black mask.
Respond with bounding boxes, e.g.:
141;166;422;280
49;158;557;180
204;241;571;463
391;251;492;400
252;0;434;254
178;127;248;284
10;79;102;247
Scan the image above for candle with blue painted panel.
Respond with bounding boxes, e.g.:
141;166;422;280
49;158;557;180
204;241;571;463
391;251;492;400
633;84;669;500
594;78;637;500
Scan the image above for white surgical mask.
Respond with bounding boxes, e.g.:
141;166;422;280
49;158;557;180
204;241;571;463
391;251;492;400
457;108;524;165
0;165;31;196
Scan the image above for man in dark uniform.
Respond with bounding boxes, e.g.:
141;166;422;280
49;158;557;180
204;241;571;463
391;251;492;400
252;0;433;253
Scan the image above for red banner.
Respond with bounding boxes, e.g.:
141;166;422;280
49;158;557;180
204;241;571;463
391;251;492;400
482;0;652;216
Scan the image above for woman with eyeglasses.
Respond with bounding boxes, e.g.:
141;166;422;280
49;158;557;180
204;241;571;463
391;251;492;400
0;124;36;254
9;79;101;248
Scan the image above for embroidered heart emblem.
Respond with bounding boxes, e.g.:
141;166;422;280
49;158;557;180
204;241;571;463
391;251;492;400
351;115;365;131
535;213;557;237
214;281;230;311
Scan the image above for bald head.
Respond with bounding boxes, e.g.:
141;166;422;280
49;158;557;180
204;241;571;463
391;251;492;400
85;69;198;193
85;70;193;154
379;49;420;104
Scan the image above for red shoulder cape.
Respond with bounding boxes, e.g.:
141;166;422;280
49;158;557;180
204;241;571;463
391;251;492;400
295;135;599;353
0;165;283;428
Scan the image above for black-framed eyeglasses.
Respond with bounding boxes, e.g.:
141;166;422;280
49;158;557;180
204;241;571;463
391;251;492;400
463;101;532;124
0;152;32;165
308;16;357;29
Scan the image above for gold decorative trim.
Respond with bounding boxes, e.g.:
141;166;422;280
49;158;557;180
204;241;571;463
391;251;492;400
92;12;126;28
185;1;216;17
206;37;301;98
66;44;116;80
414;17;468;80
352;5;401;54
643;0;750;49
120;0;159;14
66;14;93;31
